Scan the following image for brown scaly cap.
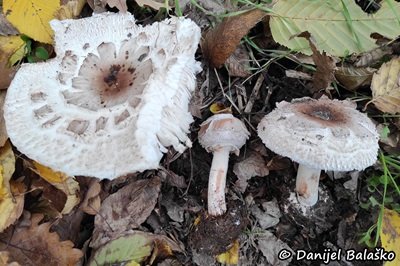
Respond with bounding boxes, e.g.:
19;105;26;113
257;96;379;171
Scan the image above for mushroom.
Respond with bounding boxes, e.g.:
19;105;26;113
198;113;250;216
257;96;379;206
4;12;201;179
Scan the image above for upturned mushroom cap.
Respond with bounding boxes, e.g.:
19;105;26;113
257;96;379;171
198;113;250;155
4;13;201;179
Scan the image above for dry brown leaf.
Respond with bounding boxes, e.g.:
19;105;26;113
0;91;8;146
335;66;376;91
0;213;83;266
91;176;161;249
80;178;101;215
354;46;392;67
225;45;251;77
0;36;24;90
371;57;400;114
0;251;20;266
102;0;128;12
136;0;168;10
202;8;266;68
298;32;336;92
55;0;87;19
31;177;67;216
233;150;269;193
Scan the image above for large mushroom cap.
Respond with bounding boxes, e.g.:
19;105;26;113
257;96;379;171
198;113;250;155
4;12;201;179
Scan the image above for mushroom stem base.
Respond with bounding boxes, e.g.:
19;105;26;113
295;164;321;206
208;148;230;216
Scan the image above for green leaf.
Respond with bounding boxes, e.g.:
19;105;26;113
34;47;49;60
269;0;400;56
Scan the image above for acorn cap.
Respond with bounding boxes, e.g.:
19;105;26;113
198;113;250;155
257;96;379;171
4;12;201;179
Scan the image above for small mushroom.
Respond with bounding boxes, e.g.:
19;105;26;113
198;113;250;216
4;13;201;179
257;96;379;206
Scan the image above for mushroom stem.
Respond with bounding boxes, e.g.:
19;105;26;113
295;164;321;206
208;147;230;216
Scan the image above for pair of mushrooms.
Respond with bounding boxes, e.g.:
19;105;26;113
199;96;379;216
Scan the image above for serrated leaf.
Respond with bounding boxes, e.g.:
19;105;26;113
370;57;400;114
380;208;400;266
270;0;400;57
3;0;60;44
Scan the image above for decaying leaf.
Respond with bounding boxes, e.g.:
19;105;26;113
136;0;169;10
80;178;101;215
370;57;400;114
380;208;400;266
202;8;266;68
30;162;80;214
335;66;376;91
0;213;83;265
0;141;24;232
298;32;336;92
91;176;161;249
0;251;20;266
225;45;251;78
3;0;60;44
250;199;281;229
354;46;392;67
233;150;269;193
101;0;128;12
270;0;400;57
55;0;87;19
257;230;293;266
0;91;8;146
89;231;182;265
216;239;239;265
0;35;24;89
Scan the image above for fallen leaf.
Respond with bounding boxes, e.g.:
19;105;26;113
91;176;161;249
233;150;269;193
216;239;239;265
0;13;18;36
257;230;294;266
89;231;182;266
354;46;392;67
0;251;20;266
250;199;281;229
55;0;87;19
380;208;400;266
3;0;60;44
0;36;24;89
335;66;376;91
101;0;128;12
0;141;24;232
225;45;251;78
31;162;80;214
370;57;400;114
135;0;168;10
202;8;266;68
0;91;8;146
79;178;101;215
298;32;336;92
0;213;83;265
31;177;67;216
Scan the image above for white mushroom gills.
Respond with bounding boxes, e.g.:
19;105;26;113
257;96;379;207
198;113;250;216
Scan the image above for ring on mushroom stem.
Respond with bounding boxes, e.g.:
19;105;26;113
198;113;249;216
257;96;379;206
4;12;202;180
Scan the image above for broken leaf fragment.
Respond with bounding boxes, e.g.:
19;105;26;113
0;213;83;265
3;0;60;43
380;208;400;266
370;57;400;114
216;239;239;265
89;231;182;266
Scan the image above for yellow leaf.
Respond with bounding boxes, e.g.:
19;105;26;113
3;0;60;44
0;35;25;89
31;161;80;214
0;141;24;232
370;57;400;114
380;208;400;266
216;239;239;265
210;102;231;114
